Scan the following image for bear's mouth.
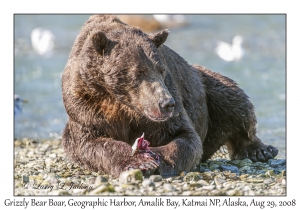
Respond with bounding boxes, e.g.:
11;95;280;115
136;104;173;122
144;110;173;122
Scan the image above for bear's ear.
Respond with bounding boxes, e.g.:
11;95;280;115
149;29;169;48
92;31;110;54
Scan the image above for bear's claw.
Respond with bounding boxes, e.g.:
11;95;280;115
234;144;278;162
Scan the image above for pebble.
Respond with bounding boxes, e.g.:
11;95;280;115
119;169;143;184
163;183;175;192
89;185;112;195
183;172;203;182
214;177;226;186
13;139;286;196
149;175;162;182
142;179;155;187
94;175;108;186
220;165;240;174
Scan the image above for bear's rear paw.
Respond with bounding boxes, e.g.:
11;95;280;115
234;143;278;162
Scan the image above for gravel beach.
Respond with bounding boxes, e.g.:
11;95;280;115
14;138;286;196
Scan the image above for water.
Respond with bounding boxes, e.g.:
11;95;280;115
14;15;286;158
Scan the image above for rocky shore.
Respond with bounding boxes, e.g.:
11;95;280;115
14;139;286;196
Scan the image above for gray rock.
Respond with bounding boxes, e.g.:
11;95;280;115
163;183;175;192
197;180;209;186
226;189;237;196
182;191;192;195
220;165;239;174
183;172;203;182
48;190;69;195
165;177;173;183
119;169;143;184
268;159;286;168
239;158;253;167
214;177;226;186
209;164;220;171
149;175;163;182
22;175;29;184
94;175;108;186
142;179;155;188
199;166;206;173
88;177;96;185
89;185;113;195
172;180;182;183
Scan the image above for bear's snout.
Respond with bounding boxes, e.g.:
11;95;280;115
159;97;175;116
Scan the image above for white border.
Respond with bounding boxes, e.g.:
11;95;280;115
2;1;298;209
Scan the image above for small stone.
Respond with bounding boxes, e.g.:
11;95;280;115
201;185;215;190
209;164;220;171
88;177;96;185
94;175;108;186
27;151;34;157
265;170;275;178
179;171;187;176
39;144;49;152
202;171;214;180
48;190;69;195
165;177;173;183
264;178;275;184
239;166;251;172
154;181;164;187
197;180;209;186
245;178;264;183
183;172;203;182
220;165;239;174
142;179;155;188
49;153;57;159
173;176;182;180
22;175;29;184
253;162;264;167
214;177;226;186
229;160;241;165
26;161;37;168
226;189;237;196
72;189;86;195
163;183;175;192
189;182;202;189
268;159;286;167
182;191;192;195
199;166;206;173
89;184;114;195
182;183;190;191
119;169;143;184
45;158;53;165
149;175;163;182
256;170;267;175
172;180;182;183
209;189;223;196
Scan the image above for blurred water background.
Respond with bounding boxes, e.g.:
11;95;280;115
14;14;286;158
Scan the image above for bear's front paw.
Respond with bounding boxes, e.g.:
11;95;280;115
234;144;278;162
124;153;159;173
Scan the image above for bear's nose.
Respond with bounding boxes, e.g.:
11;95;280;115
159;97;175;113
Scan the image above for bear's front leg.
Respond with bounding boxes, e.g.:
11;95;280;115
150;135;203;177
65;138;159;178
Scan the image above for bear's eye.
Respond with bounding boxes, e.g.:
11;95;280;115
137;68;146;77
157;66;166;76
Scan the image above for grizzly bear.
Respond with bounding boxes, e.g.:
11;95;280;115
62;15;278;178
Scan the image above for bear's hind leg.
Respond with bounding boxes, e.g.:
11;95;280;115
195;65;278;162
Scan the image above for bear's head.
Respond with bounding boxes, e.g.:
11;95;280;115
80;26;175;122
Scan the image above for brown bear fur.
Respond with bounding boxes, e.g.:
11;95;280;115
62;15;278;178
